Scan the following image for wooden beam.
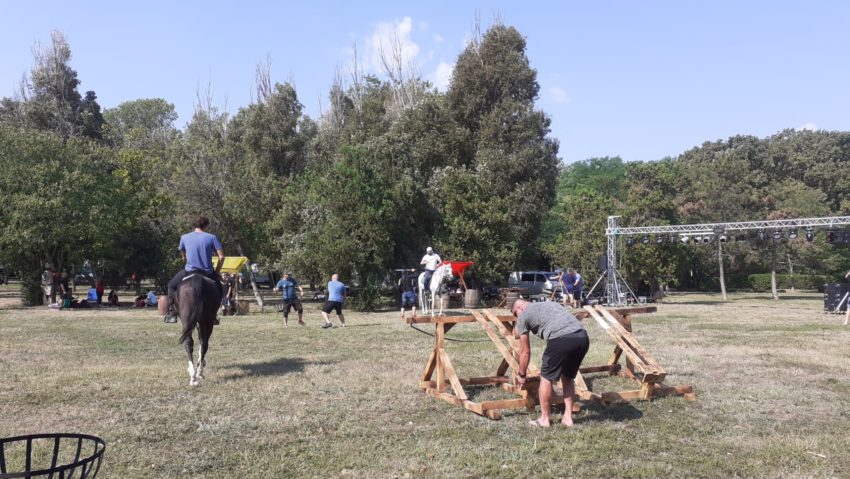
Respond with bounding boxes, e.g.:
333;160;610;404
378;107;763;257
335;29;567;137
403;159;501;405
471;311;521;371
405;306;657;324
439;349;468;400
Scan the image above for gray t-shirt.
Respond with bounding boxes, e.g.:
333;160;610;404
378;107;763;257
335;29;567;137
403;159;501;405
516;301;584;340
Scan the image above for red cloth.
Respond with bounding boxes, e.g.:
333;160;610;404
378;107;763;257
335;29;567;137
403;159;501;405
445;261;474;276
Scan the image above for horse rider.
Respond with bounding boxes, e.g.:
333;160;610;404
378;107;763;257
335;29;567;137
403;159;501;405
420;246;442;292
166;216;225;321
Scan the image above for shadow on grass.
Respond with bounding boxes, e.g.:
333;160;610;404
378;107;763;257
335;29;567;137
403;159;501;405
221;357;337;381
577;402;643;423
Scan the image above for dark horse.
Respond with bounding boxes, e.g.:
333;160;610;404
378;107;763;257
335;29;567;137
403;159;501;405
177;273;219;386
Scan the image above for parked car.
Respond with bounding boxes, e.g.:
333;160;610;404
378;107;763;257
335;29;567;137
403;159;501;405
507;271;558;296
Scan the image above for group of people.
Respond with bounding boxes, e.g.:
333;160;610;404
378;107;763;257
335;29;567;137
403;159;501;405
41;266;118;309
557;268;584;308
272;272;347;328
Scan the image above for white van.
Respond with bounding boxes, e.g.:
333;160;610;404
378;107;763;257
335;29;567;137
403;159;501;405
507;271;557;296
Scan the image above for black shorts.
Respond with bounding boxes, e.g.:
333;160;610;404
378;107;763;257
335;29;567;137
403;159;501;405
573;289;583;301
281;298;303;314
322;300;343;314
540;330;590;382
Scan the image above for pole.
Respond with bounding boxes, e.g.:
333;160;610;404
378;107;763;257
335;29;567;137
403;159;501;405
606;216;624;305
718;238;727;301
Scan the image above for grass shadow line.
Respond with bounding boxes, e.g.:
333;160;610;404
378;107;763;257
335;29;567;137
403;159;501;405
220;357;337;381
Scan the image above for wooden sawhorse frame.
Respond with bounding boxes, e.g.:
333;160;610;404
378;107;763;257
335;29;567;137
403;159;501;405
409;306;694;420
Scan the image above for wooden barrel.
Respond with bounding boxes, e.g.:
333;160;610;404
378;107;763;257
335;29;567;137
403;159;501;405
157;296;168;315
504;290;521;310
464;289;480;308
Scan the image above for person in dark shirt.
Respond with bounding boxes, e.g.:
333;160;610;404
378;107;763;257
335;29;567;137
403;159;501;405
399;270;418;320
274;273;304;327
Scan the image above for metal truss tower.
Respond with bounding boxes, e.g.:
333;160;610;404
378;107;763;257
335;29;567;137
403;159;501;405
603;215;850;306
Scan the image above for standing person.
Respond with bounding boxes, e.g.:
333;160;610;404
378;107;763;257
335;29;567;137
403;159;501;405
420;246;442;292
321;273;346;329
41;264;54;306
512;299;590;428
59;271;71;309
560;270;576;307
95;276;105;305
399;269;418;320
569;268;584;308
166;216;225;322
274;273;305;327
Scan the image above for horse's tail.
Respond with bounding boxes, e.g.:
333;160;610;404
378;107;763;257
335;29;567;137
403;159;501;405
178;275;206;344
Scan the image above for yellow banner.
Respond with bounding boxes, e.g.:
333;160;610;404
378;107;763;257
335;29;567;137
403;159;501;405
212;256;249;274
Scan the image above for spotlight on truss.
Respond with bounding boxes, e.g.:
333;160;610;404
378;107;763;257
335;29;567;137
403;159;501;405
693;235;702;243
656;235;664;245
668;233;676;243
641;235;650;245
680;235;690;244
805;227;814;242
703;235;711;244
773;230;782;241
626;236;634;247
788;228;798;239
719;234;727;243
757;230;766;241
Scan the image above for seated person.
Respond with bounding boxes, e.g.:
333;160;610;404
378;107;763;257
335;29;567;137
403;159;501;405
107;289;119;306
87;287;98;302
146;290;158;307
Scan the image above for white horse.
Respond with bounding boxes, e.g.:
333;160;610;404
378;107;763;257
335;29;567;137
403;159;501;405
418;263;453;317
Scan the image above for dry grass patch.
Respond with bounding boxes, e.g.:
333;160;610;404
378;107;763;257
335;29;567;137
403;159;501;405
1;289;849;477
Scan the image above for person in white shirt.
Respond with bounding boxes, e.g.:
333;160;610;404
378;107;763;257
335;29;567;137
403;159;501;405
420;246;442;292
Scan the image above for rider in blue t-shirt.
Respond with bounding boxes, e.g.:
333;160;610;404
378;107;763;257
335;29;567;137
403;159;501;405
166;216;225;318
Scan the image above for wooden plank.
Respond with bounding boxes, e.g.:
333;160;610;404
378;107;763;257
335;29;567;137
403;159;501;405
406;307;656;324
583;306;652;373
435;323;445;393
597;307;665;374
480;398;532;411
459;376;510;386
439;349;468;400
425;388;463;406
472;311;521;371
601;389;645;402
421;347;437;382
579;364;620;374
482;309;540;376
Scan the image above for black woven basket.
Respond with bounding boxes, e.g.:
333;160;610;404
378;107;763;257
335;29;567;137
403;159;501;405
0;433;105;479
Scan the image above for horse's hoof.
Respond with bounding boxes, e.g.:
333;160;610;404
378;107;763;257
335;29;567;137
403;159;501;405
190;379;199;386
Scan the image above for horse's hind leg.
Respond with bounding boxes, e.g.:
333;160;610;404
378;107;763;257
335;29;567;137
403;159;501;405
184;336;198;386
196;323;212;380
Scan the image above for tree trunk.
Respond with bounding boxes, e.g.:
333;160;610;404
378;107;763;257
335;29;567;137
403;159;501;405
718;239;727;301
770;246;779;300
236;243;264;310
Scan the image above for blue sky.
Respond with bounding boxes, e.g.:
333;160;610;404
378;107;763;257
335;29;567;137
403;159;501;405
1;1;849;163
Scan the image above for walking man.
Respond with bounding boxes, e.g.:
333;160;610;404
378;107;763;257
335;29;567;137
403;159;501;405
321;273;346;328
512;299;590;427
274;273;305;327
420;246;442;292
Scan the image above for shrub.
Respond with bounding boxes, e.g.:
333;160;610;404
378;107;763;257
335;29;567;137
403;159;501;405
747;273;830;292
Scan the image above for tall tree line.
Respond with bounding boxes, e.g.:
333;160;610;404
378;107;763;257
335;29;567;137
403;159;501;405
0;24;558;307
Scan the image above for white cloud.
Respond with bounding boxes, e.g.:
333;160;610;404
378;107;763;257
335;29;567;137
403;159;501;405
367;16;420;71
432;61;453;91
547;86;569;104
796;122;818;131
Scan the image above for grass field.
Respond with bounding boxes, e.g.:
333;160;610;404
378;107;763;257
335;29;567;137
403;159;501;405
1;287;849;478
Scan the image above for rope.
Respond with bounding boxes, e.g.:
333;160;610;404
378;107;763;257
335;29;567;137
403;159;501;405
408;324;493;343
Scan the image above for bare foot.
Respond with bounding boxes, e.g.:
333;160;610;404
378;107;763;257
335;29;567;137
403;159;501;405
529;418;550;428
561;415;574;427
